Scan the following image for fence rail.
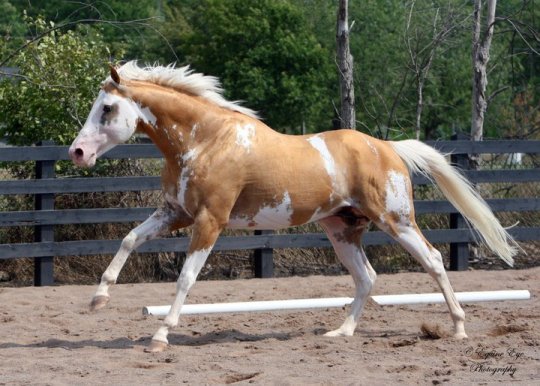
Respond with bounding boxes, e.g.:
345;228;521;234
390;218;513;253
1;138;539;285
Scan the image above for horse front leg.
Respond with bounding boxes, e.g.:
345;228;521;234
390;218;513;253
146;208;223;352
90;207;186;311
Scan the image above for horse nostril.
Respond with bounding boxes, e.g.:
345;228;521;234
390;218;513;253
74;148;84;158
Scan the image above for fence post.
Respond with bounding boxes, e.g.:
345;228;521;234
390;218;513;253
449;132;469;271
253;230;273;278
34;140;55;286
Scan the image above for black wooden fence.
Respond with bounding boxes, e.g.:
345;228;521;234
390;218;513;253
1;138;539;285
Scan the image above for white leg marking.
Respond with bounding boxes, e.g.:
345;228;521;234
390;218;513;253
93;208;172;300
394;224;467;338
151;247;213;344
319;218;375;337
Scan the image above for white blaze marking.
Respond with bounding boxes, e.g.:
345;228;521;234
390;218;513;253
235;124;255;152
381;170;411;224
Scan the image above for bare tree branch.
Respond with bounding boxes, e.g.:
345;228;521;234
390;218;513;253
487;85;510;103
0;17;158;68
496;16;540;55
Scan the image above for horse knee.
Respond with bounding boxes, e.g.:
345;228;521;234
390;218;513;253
363;275;375;293
368;269;377;285
101;272;116;285
121;231;138;251
425;249;446;277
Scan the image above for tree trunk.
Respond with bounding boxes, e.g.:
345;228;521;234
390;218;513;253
470;0;497;261
471;0;497;147
336;0;356;129
415;82;423;140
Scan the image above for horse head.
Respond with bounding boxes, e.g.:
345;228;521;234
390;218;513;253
69;66;155;167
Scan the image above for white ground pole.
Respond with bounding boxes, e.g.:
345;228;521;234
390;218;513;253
142;290;531;317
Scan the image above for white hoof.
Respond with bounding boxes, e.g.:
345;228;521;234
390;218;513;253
453;331;468;340
324;328;353;337
144;339;168;353
89;295;110;311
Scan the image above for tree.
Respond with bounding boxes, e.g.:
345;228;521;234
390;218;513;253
336;0;355;129
4;0;164;62
0;0;25;49
0;16;112;145
471;0;498;146
404;1;467;139
176;0;336;134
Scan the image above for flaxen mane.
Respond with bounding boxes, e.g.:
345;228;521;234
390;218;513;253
116;61;259;119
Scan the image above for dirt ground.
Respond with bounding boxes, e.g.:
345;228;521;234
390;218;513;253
0;267;538;385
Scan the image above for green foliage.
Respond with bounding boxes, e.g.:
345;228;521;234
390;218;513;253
7;0;159;59
177;0;336;133
0;15;113;145
0;0;537;140
0;0;25;45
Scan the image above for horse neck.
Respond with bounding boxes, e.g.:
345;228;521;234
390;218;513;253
130;83;220;163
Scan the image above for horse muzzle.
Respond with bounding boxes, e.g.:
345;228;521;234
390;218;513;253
69;143;97;168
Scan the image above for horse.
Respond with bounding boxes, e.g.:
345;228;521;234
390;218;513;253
69;62;517;353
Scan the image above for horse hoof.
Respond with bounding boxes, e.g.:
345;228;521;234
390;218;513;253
324;329;352;337
89;295;110;311
145;339;168;353
453;332;468;340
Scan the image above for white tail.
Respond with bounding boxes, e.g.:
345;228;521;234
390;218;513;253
391;139;517;266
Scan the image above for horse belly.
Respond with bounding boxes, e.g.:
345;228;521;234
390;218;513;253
227;191;294;230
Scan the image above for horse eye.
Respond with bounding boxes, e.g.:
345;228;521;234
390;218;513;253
103;105;113;113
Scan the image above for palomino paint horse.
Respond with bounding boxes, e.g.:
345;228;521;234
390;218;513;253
69;62;517;353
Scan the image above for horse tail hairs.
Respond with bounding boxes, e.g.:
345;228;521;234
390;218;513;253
390;139;518;267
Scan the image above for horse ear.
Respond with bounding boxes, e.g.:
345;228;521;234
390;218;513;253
109;64;121;84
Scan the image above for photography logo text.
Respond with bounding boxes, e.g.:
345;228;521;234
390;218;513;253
464;346;525;377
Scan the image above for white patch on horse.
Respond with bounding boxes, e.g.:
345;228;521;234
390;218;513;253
235;124;255;152
164;192;180;209
381;170;411;224
307;134;343;204
252;191;292;228
177;149;198;215
226;215;252;229
366;139;378;156
227;192;293;229
308;206;332;223
191;123;199;139
307;135;337;181
138;104;158;126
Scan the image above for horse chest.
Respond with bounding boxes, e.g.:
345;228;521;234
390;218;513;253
161;157;198;216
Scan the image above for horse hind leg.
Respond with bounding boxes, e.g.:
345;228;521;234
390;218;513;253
382;220;467;339
319;216;376;337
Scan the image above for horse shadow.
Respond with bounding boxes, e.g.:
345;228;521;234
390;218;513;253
0;329;297;351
